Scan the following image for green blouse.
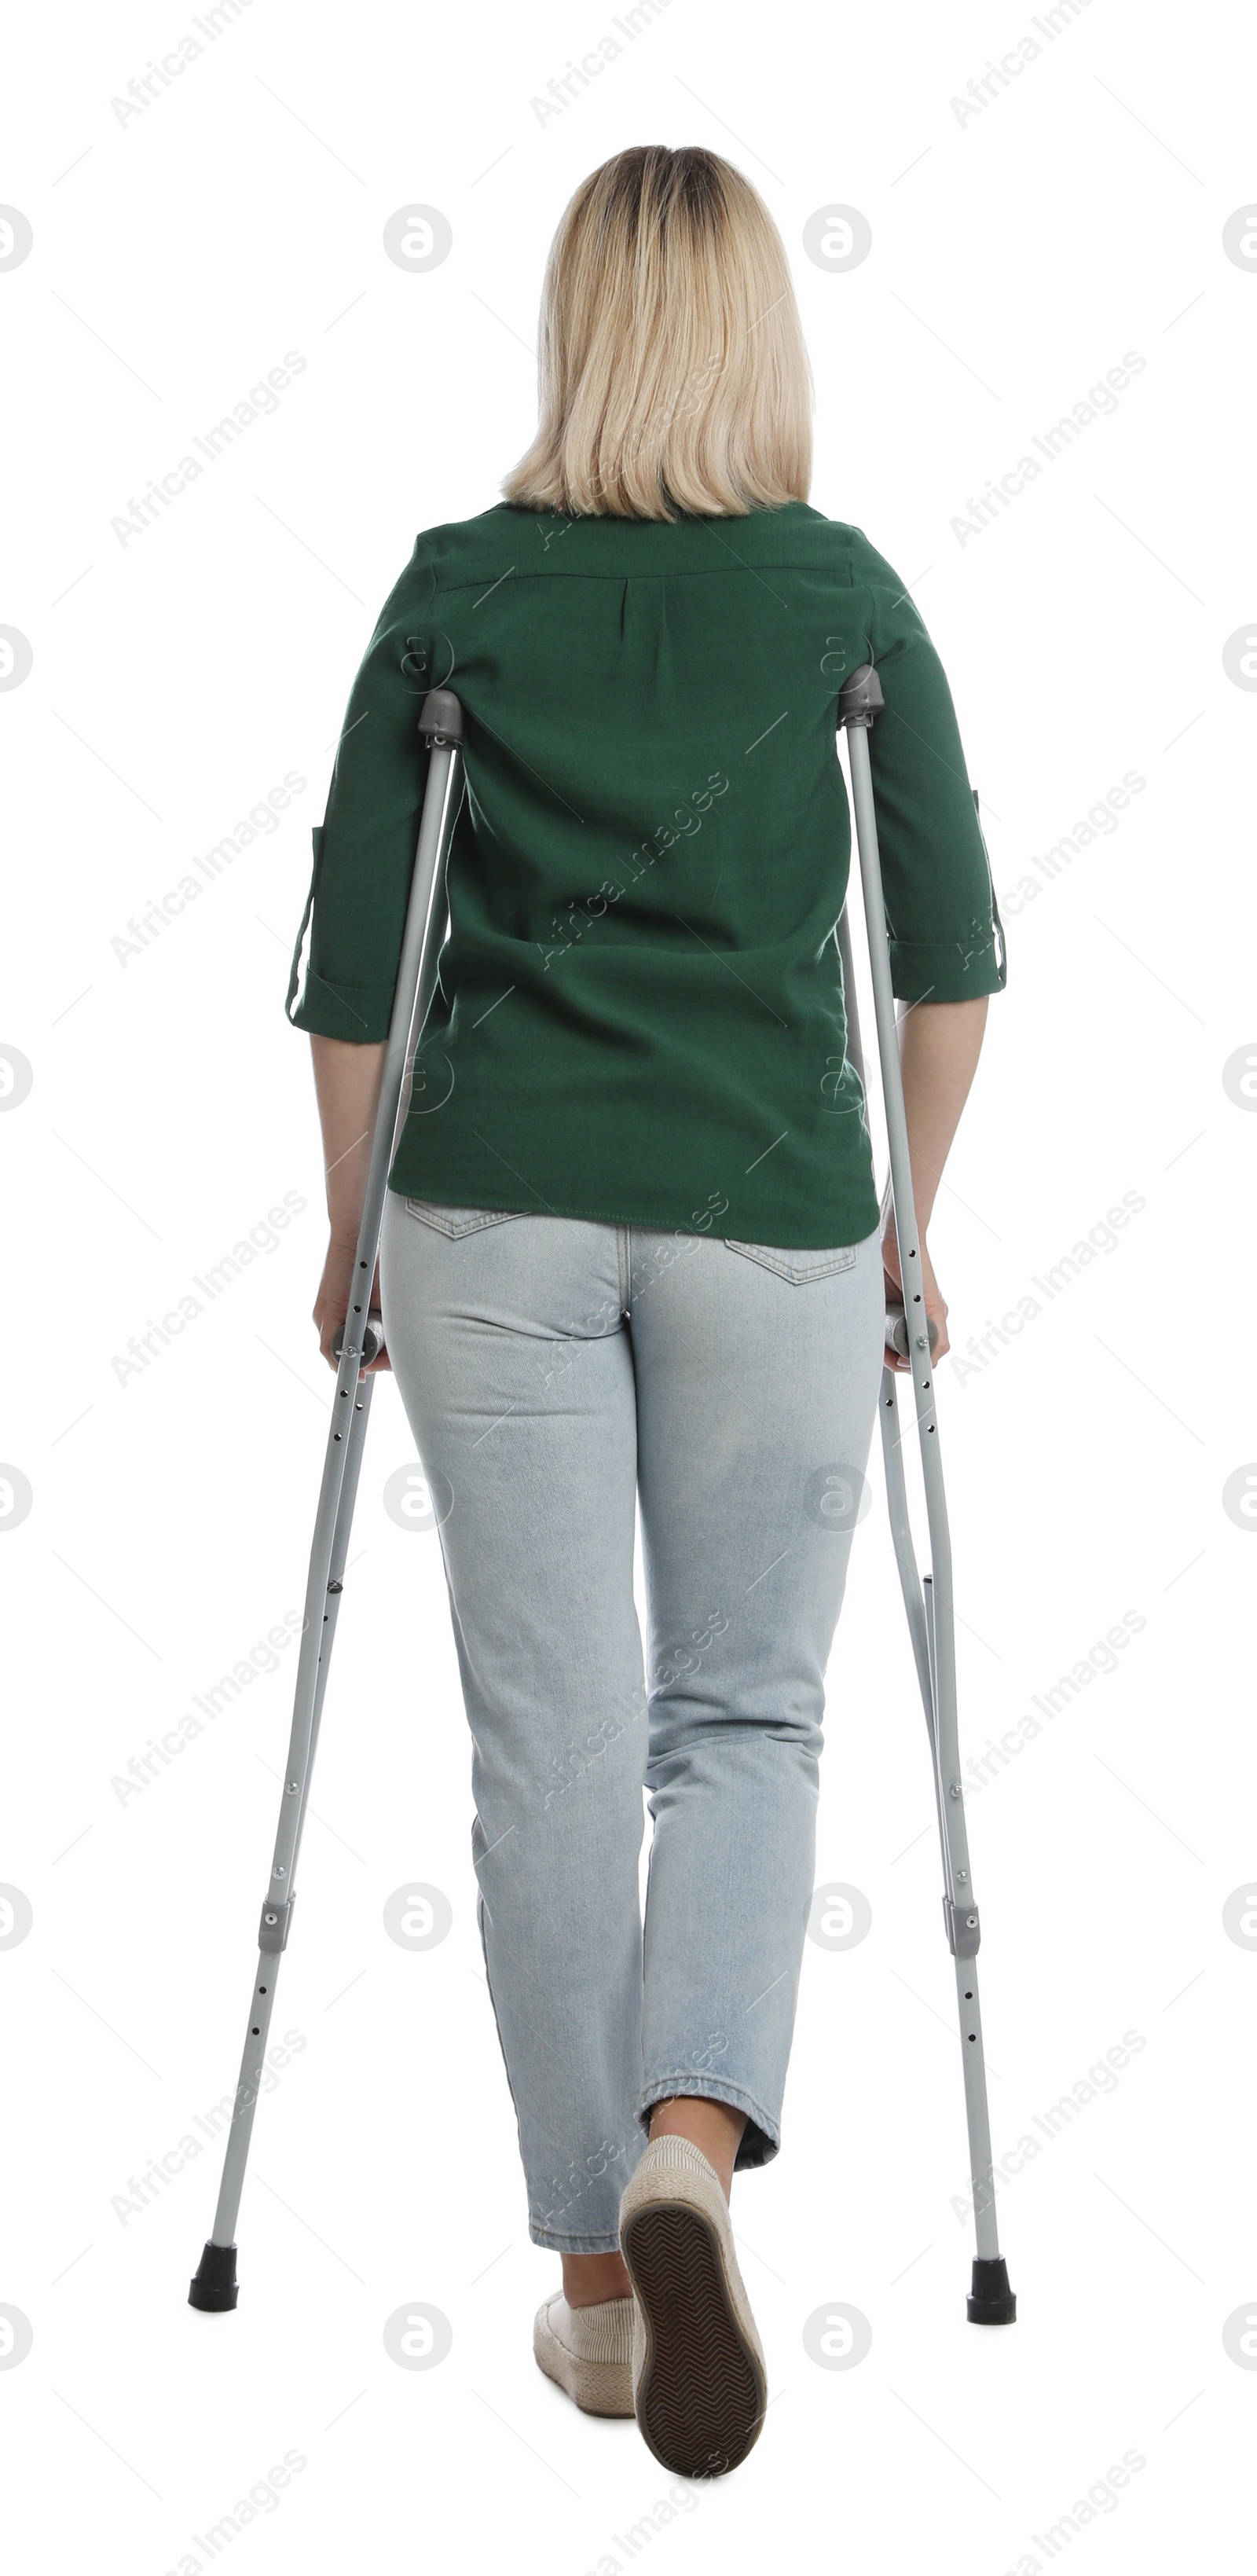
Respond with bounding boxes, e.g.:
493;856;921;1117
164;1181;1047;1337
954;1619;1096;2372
286;500;1006;1249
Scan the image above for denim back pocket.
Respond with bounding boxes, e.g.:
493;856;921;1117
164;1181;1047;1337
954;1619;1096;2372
405;1199;526;1238
723;1238;859;1285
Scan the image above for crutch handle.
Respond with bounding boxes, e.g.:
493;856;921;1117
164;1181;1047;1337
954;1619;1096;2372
332;1310;386;1366
885;1303;940;1360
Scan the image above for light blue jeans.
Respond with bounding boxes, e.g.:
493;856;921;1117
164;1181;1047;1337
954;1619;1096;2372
379;1194;886;2252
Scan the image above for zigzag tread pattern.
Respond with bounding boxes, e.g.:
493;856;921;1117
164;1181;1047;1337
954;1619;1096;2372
623;2203;765;2478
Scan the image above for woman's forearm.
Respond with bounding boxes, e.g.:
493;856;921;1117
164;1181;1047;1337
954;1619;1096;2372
310;1034;388;1244
879;996;988;1238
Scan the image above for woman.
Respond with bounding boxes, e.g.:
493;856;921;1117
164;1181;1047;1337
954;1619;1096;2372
286;144;1005;2479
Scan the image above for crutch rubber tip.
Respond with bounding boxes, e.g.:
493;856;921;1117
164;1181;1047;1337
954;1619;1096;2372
966;2256;1016;2324
189;2241;239;2312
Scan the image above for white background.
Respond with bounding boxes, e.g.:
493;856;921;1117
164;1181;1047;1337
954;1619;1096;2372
2;0;1255;2567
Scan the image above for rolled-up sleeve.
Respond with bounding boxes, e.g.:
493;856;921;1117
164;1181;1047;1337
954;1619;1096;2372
852;530;1007;1004
285;538;436;1041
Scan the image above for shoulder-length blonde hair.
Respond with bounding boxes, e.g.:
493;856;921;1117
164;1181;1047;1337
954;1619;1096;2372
502;145;812;522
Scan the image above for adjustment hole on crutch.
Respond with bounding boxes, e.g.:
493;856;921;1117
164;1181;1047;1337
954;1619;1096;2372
964;1990;973;1999
251;2025;260;2035
968;2033;977;2042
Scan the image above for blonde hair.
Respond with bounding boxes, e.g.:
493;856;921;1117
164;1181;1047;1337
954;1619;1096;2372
502;145;813;523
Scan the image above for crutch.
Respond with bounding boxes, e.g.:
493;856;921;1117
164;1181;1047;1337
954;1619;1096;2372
189;686;465;2311
837;663;1016;2325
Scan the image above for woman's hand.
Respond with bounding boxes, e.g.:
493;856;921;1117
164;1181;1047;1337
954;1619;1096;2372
313;1233;390;1374
880;1221;949;1373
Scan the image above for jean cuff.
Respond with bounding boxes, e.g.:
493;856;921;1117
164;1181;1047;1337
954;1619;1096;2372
636;2075;781;2171
528;2218;625;2255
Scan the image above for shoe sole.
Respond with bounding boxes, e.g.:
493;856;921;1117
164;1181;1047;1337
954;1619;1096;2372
621;2200;766;2478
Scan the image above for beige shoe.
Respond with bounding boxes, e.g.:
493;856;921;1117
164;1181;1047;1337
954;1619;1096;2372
619;2135;768;2479
533;2292;636;2416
